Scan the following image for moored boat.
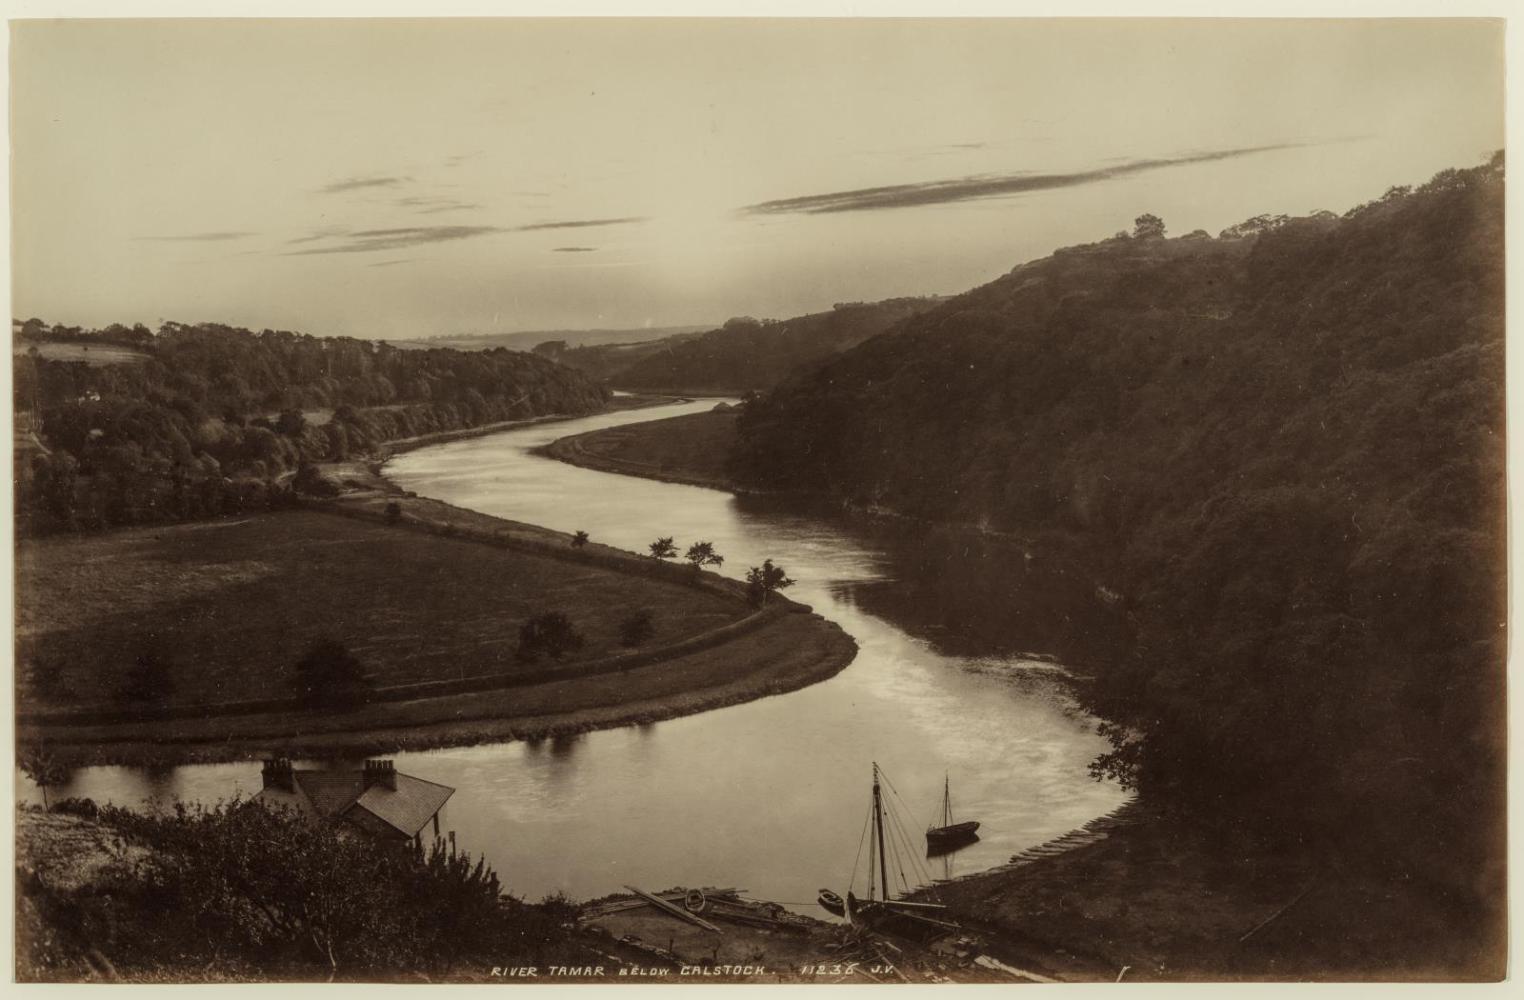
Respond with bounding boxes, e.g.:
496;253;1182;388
926;774;980;854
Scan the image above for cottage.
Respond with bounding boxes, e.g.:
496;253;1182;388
253;758;454;845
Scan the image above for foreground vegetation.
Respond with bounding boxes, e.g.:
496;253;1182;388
16;801;588;982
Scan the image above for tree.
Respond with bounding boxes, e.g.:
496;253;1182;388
275;408;308;436
516;612;585;663
571;530;590;548
293;463;341;497
293;639;372;708
684;541;724;571
19;747;70;810
648;536;677;560
120;643;175;703
746;559;794;606
618;610;655;648
1133;213;1166;239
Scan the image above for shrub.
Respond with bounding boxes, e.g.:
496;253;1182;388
119;643;175;703
618;610;655;648
516;612;585;663
292;639;372;708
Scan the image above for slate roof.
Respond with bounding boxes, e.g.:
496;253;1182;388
253;767;454;840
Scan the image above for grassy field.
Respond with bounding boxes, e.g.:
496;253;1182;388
540;408;740;490
14;341;151;366
16;510;743;710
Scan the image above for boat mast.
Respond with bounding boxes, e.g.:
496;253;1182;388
872;762;889;901
944;773;952;828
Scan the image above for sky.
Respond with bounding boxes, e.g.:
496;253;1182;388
9;17;1505;340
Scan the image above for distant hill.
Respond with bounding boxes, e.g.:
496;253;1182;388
417;325;712;353
545;297;945;393
730;157;1506;967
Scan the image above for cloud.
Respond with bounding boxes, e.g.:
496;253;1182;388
318;175;410;195
368;258;420;268
286;226;505;255
743;144;1306;216
552;246;597;253
135;231;256;242
396;195;481;215
283;216;646;255
288;227;350;245
513;216;648;232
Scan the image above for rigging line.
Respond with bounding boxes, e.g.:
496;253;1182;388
883;796;926;896
849;798;872;896
888;803;932;891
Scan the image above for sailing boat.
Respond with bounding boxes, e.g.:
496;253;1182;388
831;763;962;942
925;773;980;854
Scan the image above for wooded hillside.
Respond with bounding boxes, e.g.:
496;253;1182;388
731;156;1506;966
13;322;609;532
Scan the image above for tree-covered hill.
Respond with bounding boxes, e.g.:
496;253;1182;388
545;297;944;392
13;321;609;533
731;157;1505;971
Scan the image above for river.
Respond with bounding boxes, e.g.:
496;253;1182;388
20;399;1128;912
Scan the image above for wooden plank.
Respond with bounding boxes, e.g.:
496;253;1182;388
624;885;724;934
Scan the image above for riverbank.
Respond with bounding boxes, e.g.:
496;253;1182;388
915;802;1502;981
536;405;743;491
17;471;857;766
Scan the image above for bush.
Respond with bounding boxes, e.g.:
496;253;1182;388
292;639;372;708
292;463;340;498
516;612;585;663
618;610;655;648
119;643;175;703
384;500;402;525
15;797;585;978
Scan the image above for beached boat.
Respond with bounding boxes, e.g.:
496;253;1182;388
817;888;845;916
926;773;980;854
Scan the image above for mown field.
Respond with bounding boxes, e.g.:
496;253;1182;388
16;510;743;710
14;340;151;366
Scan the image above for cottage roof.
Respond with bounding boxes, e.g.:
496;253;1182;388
252;766;453;839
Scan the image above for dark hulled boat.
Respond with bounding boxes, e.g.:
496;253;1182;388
926;774;980;854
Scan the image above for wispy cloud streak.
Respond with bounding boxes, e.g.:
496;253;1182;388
287;226;503;255
136;231;256;242
397;196;481;215
284;216;647;255
743;144;1305;216
552;246;597;253
515;216;648;231
319;175;409;195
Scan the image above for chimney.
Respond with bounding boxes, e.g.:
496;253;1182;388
363;758;396;790
261;758;294;792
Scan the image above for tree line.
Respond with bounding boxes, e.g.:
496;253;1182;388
13;322;610;534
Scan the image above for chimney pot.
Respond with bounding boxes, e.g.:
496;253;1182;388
261;757;294;792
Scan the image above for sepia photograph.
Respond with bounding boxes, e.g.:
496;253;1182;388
6;6;1511;987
